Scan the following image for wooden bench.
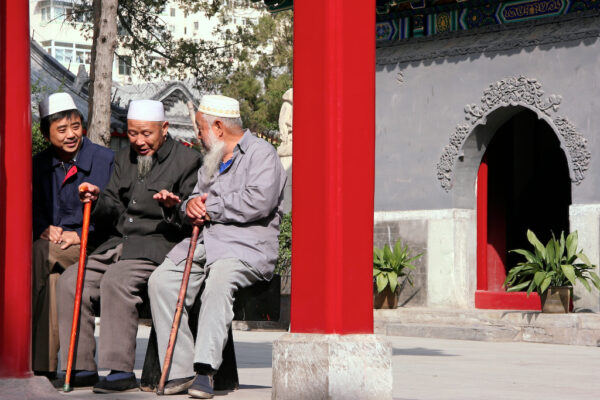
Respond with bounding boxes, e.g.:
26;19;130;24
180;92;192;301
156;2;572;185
137;275;281;392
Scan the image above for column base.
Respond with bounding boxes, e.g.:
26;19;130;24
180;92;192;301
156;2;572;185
0;376;62;400
272;333;392;400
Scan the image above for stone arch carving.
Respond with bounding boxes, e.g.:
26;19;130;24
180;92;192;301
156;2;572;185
436;76;591;191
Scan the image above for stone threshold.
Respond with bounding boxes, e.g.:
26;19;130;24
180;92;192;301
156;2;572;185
375;307;600;346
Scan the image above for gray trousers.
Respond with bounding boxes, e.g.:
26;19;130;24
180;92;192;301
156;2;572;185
148;244;262;380
56;244;157;372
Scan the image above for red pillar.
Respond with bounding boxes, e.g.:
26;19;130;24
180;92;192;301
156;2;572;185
0;0;33;377
291;0;375;334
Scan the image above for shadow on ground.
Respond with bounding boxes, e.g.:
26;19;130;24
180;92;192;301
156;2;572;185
392;347;457;357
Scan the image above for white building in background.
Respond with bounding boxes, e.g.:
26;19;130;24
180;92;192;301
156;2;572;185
29;0;265;84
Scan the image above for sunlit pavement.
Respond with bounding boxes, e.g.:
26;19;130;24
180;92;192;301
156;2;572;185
52;324;600;399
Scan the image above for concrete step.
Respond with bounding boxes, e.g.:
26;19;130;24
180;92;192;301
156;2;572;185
375;307;600;346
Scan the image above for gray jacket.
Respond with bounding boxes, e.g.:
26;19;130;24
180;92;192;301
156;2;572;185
167;130;286;279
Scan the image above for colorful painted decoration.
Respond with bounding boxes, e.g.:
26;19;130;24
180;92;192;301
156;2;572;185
376;0;600;42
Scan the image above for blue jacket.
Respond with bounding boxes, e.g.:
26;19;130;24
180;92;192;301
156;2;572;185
32;137;114;242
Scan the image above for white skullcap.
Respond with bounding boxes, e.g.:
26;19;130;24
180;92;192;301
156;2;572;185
39;92;78;118
198;95;240;118
127;100;165;121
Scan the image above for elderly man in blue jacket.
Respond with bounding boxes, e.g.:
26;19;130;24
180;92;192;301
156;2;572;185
32;92;114;380
148;95;286;398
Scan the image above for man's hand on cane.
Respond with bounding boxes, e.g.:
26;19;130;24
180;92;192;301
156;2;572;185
78;183;100;203
186;193;210;226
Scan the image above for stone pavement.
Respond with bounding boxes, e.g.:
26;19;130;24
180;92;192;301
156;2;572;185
3;325;600;399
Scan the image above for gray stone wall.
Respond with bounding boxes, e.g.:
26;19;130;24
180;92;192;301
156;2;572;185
373;219;428;306
375;14;600;212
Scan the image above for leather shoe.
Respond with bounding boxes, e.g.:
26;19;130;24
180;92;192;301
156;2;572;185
188;374;214;399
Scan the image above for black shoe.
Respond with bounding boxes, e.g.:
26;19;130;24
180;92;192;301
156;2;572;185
92;373;139;393
188;374;214;399
163;375;195;395
51;371;99;390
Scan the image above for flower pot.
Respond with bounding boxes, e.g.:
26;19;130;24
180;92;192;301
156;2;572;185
373;284;398;309
540;286;571;313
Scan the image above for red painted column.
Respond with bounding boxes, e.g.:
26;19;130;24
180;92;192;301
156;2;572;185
0;0;33;377
476;156;488;291
291;0;375;334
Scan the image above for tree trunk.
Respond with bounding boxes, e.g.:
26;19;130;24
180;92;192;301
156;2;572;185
87;0;118;147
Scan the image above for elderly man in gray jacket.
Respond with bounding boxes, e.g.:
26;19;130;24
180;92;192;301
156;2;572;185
148;95;286;398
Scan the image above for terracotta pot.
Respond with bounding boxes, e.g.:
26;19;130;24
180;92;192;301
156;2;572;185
540;286;571;313
373;284;399;309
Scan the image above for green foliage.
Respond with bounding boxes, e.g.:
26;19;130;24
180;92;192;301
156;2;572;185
275;212;291;275
72;1;292;135
504;230;600;296
373;239;423;293
32;122;49;156
218;11;293;134
31;79;50;155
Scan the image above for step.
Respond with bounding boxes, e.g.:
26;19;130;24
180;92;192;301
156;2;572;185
374;307;600;346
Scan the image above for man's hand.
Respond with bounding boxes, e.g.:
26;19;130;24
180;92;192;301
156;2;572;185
186;193;209;226
59;231;81;250
40;225;63;242
153;190;181;208
79;183;100;203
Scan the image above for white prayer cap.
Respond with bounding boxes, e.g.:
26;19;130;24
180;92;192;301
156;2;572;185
39;92;78;118
127;100;165;121
198;95;240;118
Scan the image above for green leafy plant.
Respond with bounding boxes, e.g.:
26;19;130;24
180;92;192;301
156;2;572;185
504;230;600;295
373;239;423;293
275;212;291;275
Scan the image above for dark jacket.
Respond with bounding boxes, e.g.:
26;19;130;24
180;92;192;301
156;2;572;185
92;135;202;264
32;137;114;246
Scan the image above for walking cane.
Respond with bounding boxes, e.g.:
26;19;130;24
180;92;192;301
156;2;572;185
63;186;92;392
157;224;201;395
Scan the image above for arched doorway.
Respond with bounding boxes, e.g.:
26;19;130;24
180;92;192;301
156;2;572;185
475;109;572;309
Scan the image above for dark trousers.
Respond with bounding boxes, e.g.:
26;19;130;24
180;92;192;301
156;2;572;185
57;244;156;372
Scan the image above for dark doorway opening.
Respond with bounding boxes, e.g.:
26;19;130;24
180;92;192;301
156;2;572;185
476;109;572;309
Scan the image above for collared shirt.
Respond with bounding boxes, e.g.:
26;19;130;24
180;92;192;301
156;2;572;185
167;130;287;279
92;135;202;265
32;137;115;243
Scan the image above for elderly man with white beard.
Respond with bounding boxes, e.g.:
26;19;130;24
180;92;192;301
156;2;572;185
55;100;202;393
148;95;286;398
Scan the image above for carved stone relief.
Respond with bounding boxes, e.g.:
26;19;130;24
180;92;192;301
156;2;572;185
436;76;591;191
277;88;293;157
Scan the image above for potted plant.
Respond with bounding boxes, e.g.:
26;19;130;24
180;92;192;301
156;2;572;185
504;230;600;313
373;239;423;309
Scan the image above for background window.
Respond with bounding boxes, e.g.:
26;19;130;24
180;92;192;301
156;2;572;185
118;56;132;76
170;8;176;17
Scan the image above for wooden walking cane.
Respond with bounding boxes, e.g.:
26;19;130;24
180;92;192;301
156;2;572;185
157;224;201;395
63;186;92;392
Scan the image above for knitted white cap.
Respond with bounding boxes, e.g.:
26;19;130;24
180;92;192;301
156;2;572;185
198;95;240;118
39;93;78;118
127;100;165;121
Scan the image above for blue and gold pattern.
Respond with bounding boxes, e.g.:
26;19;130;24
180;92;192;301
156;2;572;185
376;0;599;42
498;0;566;23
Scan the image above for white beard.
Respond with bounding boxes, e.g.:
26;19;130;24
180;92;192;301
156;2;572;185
137;155;154;179
202;129;226;183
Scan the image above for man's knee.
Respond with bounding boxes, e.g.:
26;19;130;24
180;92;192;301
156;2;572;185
148;265;165;300
99;267;128;295
56;263;78;298
203;261;241;300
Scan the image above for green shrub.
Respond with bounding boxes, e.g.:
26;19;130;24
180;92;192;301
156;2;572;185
275;212;291;275
504;230;600;295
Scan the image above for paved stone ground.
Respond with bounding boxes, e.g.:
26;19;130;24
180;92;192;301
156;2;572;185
3;326;600;399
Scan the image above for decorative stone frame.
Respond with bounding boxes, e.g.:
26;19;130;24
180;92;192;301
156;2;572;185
436;76;591;198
